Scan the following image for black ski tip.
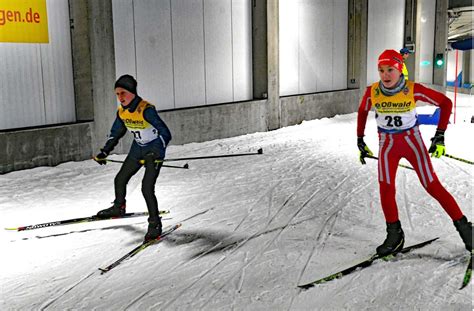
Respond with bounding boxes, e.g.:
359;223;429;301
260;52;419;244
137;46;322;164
459;253;473;290
257;148;263;154
459;279;471;290
298;283;315;290
183;163;189;169
99;268;109;274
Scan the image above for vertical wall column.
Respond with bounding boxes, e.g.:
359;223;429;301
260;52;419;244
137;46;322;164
403;0;420;81
88;0;119;153
462;50;471;85
266;0;280;130
252;0;279;131
252;0;279;130
69;0;119;154
69;0;93;122
433;0;449;88
348;0;368;98
252;0;268;100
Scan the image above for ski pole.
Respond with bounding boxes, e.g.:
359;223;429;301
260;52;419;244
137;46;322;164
103;158;189;169
365;155;415;171
444;154;474;165
140;148;264;164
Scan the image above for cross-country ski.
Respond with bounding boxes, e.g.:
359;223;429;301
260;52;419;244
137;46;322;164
5;210;169;231
298;237;439;289
99;223;182;274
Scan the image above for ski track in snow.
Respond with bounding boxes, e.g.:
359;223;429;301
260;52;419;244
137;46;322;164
39;271;95;310
294;170;371;284
196;177;327;309
157;175;318;309
1;100;472;310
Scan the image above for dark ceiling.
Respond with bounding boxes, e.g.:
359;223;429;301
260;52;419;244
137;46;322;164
447;2;473;43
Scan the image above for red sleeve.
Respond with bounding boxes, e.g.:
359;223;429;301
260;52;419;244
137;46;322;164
357;86;372;137
414;83;452;130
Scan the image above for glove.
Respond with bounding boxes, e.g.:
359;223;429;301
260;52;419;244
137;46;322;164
94;151;108;165
357;137;373;165
429;129;445;158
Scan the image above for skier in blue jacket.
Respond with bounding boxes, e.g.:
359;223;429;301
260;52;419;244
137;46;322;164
94;75;172;241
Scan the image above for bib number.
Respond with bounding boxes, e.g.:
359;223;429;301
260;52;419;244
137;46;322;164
131;131;142;140
385;116;403;127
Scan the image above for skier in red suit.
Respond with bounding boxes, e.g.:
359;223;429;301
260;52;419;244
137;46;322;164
357;49;472;256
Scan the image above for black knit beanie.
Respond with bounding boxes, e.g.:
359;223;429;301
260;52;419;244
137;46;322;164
114;74;137;94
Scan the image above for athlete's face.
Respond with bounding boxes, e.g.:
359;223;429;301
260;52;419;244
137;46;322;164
378;65;401;89
115;87;135;106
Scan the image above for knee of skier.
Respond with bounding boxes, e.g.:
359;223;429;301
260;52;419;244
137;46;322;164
423;178;442;195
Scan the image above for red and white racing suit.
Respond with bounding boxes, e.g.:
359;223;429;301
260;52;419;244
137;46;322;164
357;81;463;223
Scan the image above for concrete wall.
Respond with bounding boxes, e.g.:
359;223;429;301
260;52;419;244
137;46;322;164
0;123;92;174
160;100;267;145
0;89;360;174
281;90;360;127
161;89;360;146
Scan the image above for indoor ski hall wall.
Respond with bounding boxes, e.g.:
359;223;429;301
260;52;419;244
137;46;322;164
3;0;450;174
0;0;91;174
0;0;75;131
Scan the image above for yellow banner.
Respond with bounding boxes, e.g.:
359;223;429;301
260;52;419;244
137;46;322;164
0;0;49;43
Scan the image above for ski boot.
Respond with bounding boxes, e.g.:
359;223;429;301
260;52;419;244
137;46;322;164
376;220;405;257
454;216;472;251
144;218;162;242
96;202;126;218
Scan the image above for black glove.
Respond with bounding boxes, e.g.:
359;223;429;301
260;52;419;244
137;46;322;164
357;137;373;165
94;151;108;165
428;129;445;158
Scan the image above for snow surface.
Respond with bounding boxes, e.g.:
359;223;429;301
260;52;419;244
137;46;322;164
1;92;472;310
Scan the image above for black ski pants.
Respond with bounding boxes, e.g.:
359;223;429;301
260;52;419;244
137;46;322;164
114;153;162;224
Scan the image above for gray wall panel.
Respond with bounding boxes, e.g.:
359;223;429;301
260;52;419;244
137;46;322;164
42;0;75;124
0;45;45;129
279;0;299;96
315;0;333;92
280;0;348;96
112;0;136;82
0;0;74;131
333;0;349;90
367;0;405;84
171;0;206;108
204;0;233;104
113;0;252;108
231;0;253;101
299;0;318;93
471;51;474;83
447;49;462;82
134;0;175;110
418;0;435;84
